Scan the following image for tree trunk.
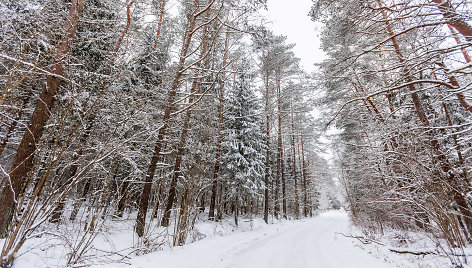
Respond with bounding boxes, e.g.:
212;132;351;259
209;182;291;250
69;177;93;221
290;106;300;219
264;69;270;224
116;179;130;218
0;0;86;237
443;103;469;184
379;0;472;236
234;190;239;226
161;18;211;227
217;184;224;221
153;0;167;50
300;134;309;218
274;70;281;219
436;61;472;113
281;148;287;219
432;0;472;41
135;3;199;236
448;24;472;63
275;70;287;219
209;32;229;221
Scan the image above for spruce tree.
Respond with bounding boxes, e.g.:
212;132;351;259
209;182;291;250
221;58;265;223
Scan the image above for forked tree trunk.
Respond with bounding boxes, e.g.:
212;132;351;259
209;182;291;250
160;95;195;227
0;0;86;237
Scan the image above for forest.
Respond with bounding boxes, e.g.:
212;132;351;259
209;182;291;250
0;0;471;267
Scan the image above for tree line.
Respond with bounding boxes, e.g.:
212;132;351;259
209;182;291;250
311;0;472;265
0;0;321;266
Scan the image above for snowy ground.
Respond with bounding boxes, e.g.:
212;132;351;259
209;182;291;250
90;211;434;268
8;210;468;267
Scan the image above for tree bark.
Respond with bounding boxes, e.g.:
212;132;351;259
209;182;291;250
264;69;270;224
300;134;308;217
443;103;469;184
448;24;472;63
160;95;195;227
52;0;134;223
379;0;472;236
160;14;212;227
153;0;167;50
432;0;472;41
135;1;201;236
290;104;300;219
209;32;229;221
115;179;130;218
0;0;86;237
274;70;281;219
275;69;287;218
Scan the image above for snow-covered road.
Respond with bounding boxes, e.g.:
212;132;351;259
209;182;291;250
97;210;392;268
218;211;391;268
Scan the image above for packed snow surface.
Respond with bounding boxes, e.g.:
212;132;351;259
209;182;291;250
92;210;392;268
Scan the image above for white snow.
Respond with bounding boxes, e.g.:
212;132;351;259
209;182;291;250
9;210;464;267
89;211;393;268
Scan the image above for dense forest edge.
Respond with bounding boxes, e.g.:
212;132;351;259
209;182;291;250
0;0;471;267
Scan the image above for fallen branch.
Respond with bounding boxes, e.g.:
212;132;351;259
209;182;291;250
336;232;386;246
336;233;464;257
388;248;441;256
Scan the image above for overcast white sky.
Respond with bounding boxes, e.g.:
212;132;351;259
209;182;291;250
160;0;324;72
266;0;325;73
264;1;340;168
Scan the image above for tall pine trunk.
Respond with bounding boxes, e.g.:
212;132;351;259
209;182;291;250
290;105;300;219
209;32;230;221
135;5;198;236
274;70;281;219
0;0;86;237
161;16;212;227
263;69;270;224
300;134;308;217
378;0;472;237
